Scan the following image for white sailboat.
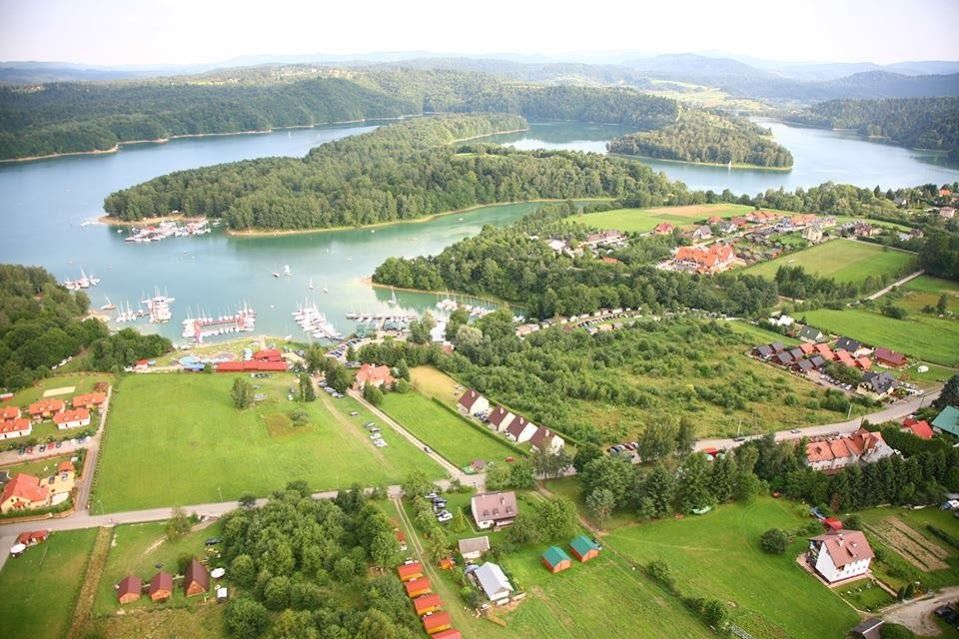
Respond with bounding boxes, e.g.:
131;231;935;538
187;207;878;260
100;296;116;311
322;277;329;294
308;277;315;290
387;287;397;306
272;263;280;278
283;264;292;277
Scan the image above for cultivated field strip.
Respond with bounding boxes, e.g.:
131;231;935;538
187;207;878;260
866;517;950;571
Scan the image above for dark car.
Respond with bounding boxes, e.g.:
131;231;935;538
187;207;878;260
205;537;221;546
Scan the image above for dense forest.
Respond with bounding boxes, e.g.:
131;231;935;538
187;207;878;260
608;110;794;168
791;97;959;160
218;483;418;639
103;114;693;228
0;264;171;390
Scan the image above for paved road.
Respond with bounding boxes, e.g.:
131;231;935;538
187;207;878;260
346;388;485;489
883;586;959;635
867;269;925;301
696;389;941;452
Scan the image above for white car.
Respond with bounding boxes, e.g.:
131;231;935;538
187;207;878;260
436;511;453;523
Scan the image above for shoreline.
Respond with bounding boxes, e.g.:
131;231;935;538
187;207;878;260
362;277;524;311
609;152;794;172
0;115;417;165
225;197;614;238
97;212;207;227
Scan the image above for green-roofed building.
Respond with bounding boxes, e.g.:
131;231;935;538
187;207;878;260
541;545;572;573
933;405;959;437
569;534;601;562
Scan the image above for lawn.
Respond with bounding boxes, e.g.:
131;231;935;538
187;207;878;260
836;578;894;612
410;365;464;409
891;275;959;315
94;373;443;512
0;528;99;639
572;203;755;234
604;498;860;639
93;520;226;616
742;239;917;289
802;307;959;366
378;391;519;467
386;497;713;639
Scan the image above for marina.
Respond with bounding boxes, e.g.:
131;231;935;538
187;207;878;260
122;218;211;243
62;268;100;291
181;302;257;343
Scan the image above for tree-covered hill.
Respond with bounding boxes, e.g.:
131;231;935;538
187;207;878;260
790;97;959;159
103;113;690;229
608;110;794;168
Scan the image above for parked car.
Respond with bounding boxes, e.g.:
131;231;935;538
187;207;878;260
436;511;453;523
423;446;432;454
205;537;221;546
350;411;359;417
55;441;62;448
38;444;46;453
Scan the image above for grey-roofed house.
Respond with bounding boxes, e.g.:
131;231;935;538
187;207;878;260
771;341;785;353
457;536;491;560
773;352;794;366
473;562;514;603
795;359;815;374
798;326;824;343
754;344;774;359
859;371;898;398
809;355;827;369
789;347;805;360
850;617;884;639
836;337;862;353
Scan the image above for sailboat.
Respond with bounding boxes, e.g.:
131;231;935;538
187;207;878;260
272;263;280;278
283;264;292;277
308;277;315;290
387;287;397;306
322;277;329;294
100;296;116;311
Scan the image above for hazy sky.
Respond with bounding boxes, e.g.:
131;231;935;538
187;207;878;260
1;0;957;66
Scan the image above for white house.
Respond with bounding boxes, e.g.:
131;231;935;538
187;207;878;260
0;418;32;440
471;491;518;530
808;531;874;583
505;417;537;443
473;562;514;603
530;426;565;453
458;389;489;417
53;408;91;430
487;406;516;433
805;429;896;472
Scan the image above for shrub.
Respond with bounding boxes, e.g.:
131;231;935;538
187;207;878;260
760;528;788;554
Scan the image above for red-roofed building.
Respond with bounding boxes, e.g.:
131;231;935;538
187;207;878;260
215;360;287;373
397;561;423;582
58;460;75;474
814;343;835;360
835;350;857;368
652;222;675;235
808;530;874;583
902;418;934;440
432;631;462;639
875;348;907;368
16;530;49;545
488;406;516;432
71;392;107;409
413;593;443;615
423;611;452;634
353;363;396;390
53;408;91;430
0;406;20;420
252;348;283;362
823;517;843;531
529;426;565;453
673;244;738;274
805;429;896;472
457;389;489;417
856;357;873;371
0;473;50;513
404;577;432;598
28;399;64;420
116;575;142;604
0;418;32;440
799;343;816;355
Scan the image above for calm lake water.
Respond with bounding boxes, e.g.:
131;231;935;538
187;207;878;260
1;118;957;345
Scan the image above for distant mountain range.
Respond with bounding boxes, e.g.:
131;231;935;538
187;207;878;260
2;52;958;102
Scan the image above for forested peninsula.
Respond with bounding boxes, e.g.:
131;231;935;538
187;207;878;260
103;113;689;229
789;96;959;160
607;110;794;168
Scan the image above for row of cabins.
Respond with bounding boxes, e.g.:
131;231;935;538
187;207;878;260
459;389;565;454
666;244;739;275
0;391;107;440
396;560;462;638
541;535;602;573
0;462;76;514
116;558;211;604
215;348;288;373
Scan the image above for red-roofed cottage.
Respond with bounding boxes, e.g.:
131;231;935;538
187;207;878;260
413;593;443;615
0;418;32;439
457;389;489;417
0;473;50;513
28;399;64;419
353;363;396;390
902;418;934;440
875;347;907;368
808;531;874;583
53;408;91;430
397;561;423;582
404;577;432;598
423;611;452;635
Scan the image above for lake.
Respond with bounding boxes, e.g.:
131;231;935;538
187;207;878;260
1;117;957;345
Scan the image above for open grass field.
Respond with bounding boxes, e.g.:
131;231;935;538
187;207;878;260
410;365;463;409
742;239;917;288
802;307;959;366
0;528;98;639
891;275;959;315
604;498;860;639
94;373;443;512
572;202;755;234
386;497;713;639
378;391;519;467
3;373;112;407
93;519;226;616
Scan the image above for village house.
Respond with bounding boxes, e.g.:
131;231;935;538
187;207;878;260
352;363;395;390
802;226;824;243
541;546;572;573
149;571;173;602
71;392;107;410
808;530;874;584
769;314;795;328
940;206;956;220
690;225;712;241
53;408;91;430
431;630;462;639
805;429;896;472
413;593;443;616
581;230;627;249
835;337;862;354
457;536;491;560
0;417;32;440
815;343;835;360
0;473;49;513
457;389;489;417
652;222;675;235
1;406;20;420
858;371;899;400
397;561;424;582
901;418;934;440
48;461;76;501
404;577;432;598
717;220;738;234
529;426;565;453
569;535;601;562
505;416;537;443
16;530;49;546
27;398;65;420
672;244;738;274
471;491;518;529
932;406;959;438
487;406;516;433
116;576;142;604
835;349;858;368
472;562;514;603
874;347;907;368
184;558;209;597
422;611;452;635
